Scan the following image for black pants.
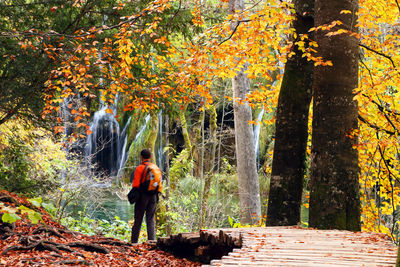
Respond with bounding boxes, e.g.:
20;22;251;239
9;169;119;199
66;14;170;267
131;193;157;243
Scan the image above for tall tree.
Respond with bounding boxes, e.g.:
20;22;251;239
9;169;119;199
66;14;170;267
0;0;116;126
229;0;261;224
309;0;360;230
267;0;314;226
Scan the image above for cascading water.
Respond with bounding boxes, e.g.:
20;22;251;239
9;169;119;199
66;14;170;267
253;108;264;170
134;114;151;144
85;105;131;177
129;114;151;166
116;117;132;178
156;110;164;172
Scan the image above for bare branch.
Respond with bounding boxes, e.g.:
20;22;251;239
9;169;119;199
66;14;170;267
395;0;400;14
358;114;396;135
359;56;375;87
167;0;182;31
219;20;242;46
359;43;397;69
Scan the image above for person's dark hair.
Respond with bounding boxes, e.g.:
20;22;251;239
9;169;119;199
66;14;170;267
140;149;152;159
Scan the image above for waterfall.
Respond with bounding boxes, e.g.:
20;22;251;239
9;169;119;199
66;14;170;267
85;100;131;177
134;114;151;143
85;107;117;176
116;117;132;178
253;109;264;170
127;114;151;165
60;97;72;137
156;110;163;171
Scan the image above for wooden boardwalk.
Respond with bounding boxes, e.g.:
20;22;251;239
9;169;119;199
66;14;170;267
157;226;398;266
204;227;397;267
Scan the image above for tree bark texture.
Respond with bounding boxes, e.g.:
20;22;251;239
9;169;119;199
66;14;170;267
201;105;218;225
230;0;261;225
145;112;159;163
178;104;192;153
267;0;314;226
309;0;360;231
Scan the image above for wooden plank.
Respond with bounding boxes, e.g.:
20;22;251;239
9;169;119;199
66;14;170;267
242;245;395;251
208;258;360;266
225;253;396;263
159;227;397;266
212;256;394;265
228;249;397;257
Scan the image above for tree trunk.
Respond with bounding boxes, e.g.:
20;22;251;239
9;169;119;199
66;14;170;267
145;112;159;163
164;114;171;236
207;104;218;174
309;0;360;230
229;0;261;225
178;104;192;153
267;0;314;226
201;105;218;227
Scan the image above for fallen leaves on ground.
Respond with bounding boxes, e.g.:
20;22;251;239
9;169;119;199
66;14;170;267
0;190;201;266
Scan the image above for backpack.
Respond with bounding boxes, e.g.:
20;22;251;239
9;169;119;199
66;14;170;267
139;162;162;194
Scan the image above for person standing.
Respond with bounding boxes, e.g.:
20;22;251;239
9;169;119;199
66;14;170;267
130;149;162;243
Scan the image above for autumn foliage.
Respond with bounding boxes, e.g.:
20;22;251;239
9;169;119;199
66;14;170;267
5;0;400;242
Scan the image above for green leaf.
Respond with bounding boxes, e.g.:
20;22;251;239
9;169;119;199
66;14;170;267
42;202;55;212
28;211;42;224
18;205;42;224
228;216;233;227
18;205;31;212
2;212;22;224
29;197;42;208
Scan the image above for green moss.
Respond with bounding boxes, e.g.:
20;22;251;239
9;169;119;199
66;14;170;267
122;112;160;182
169;149;193;190
143;112;159;163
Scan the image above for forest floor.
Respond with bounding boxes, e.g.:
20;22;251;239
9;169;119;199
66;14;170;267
0;190;201;266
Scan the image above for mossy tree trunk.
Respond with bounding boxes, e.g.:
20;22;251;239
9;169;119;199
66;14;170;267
197;104;206;228
178;104;193;154
229;0;261;225
267;0;314;226
144;111;159;163
309;0;360;230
